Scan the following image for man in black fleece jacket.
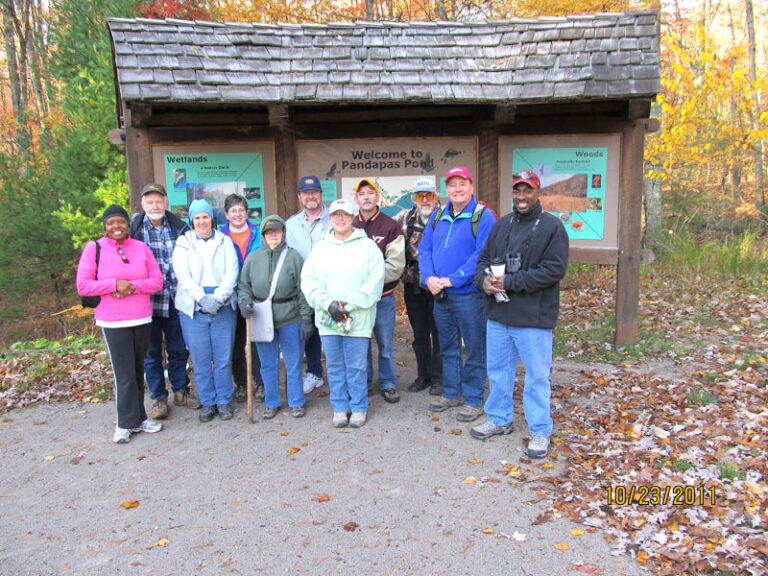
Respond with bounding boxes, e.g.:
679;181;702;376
471;170;569;459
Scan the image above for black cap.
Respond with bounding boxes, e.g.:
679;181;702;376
102;204;130;223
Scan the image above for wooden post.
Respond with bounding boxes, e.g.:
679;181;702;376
477;121;500;212
124;103;154;213
614;118;645;345
246;318;253;423
269;105;297;218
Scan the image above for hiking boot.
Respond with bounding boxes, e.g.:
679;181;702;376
233;385;247;403
381;387;400;404
113;427;131;444
199;405;217;423
471;419;514;440
263;406;280;420
254;384;265;402
332;412;349;428
456;404;484;422
528;435;551;459
429;380;443;396
131;419;163;434
408;378;430;392
428;395;464;412
349;412;367;428
302;373;324;394
290;406;306;418
174;389;201;409
218;404;234;420
150;397;169;420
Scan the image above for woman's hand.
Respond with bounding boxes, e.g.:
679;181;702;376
113;279;135;299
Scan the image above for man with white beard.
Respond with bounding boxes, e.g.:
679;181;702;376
398;178;443;396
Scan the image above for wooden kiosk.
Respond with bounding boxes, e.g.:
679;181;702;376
108;13;661;344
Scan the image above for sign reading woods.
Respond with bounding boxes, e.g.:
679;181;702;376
151;143;276;227
297;138;477;218
500;135;621;250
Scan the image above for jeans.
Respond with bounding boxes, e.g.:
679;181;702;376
145;304;190;400
304;328;323;379
367;293;397;390
103;324;151;429
321;335;369;413
179;305;236;407
256;320;305;409
403;281;442;383
233;309;262;387
433;291;486;407
484;320;553;437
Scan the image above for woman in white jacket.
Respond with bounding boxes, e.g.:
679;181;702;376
173;199;239;423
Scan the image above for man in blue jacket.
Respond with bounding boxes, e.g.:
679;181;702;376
419;167;496;423
470;170;569;458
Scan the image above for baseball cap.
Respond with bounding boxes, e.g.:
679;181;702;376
412;178;436;194
512;170;541;189
261;216;285;233
445;166;473;183
329;198;355;215
298;175;322;193
141;183;167;197
354;179;379;194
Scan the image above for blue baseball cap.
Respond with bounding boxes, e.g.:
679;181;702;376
298;175;322;193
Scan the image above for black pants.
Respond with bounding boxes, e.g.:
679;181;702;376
103;324;151;429
403;281;442;383
233;310;262;388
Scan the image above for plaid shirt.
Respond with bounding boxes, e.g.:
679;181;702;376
142;217;179;317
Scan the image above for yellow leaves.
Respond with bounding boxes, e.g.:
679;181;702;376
570;528;585;536
468;459;483;464
312;494;330;502
279;432;289;436
42;455;55;462
464;476;477;484
121;500;140;509
451;429;463;436
287;447;300;454
152;538;169;547
554;542;570;551
482;528;494;534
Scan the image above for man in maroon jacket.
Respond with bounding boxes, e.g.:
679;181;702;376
352;179;406;403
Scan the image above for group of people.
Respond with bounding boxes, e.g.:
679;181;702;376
77;165;568;459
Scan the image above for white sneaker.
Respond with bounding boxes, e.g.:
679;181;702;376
527;435;550;458
349;412;367;428
332;412;349;428
113;427;131;444
302;373;324;394
131;419;163;434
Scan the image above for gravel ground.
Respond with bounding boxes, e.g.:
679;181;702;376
0;360;649;576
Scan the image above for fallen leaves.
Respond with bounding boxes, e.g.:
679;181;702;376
152;538;169;547
42;455;54;462
121;500;140;509
287;447;300;454
342;521;359;532
311;494;330;502
554;542;570;551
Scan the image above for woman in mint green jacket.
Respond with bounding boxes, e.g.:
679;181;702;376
301;199;384;429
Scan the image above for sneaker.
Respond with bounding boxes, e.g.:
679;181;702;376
332;412;349;428
150;397;169;420
233;386;247;403
173;390;201;409
302;373;324;394
408;378;430;392
528;435;551;458
131;419;163;434
349;412;367;428
456;404;484;422
113;427;131;444
199;405;217;423
254;384;265;402
218;404;234;420
471;419;514;440
263;406;280;420
290;406;306;418
429;396;464;412
429;380;443;396
381;387;400;404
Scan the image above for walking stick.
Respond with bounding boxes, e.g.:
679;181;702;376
246;317;254;423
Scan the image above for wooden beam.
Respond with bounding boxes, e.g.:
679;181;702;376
493;104;516;124
269;105;297;218
626;99;652;120
108;128;125;145
614;119;645;345
124;106;154;213
478;122;499;213
129;103;153;127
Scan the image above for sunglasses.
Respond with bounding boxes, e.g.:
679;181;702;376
117;247;129;264
413;191;436;201
513;170;537;180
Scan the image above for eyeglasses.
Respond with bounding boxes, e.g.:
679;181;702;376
513;170;537;180
412;192;436;201
117;247;129;264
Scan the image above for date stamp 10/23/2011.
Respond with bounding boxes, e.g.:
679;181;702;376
605;485;718;506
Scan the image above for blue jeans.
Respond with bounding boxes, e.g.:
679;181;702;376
484;320;553;436
256;319;305;409
433;291;486;407
179;305;236;407
304;328;323;379
367;293;397;390
321;335;369;413
145;304;190;399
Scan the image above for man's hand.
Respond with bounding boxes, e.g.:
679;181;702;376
239;301;256;318
483;275;506;295
199;294;221;314
426;276;450;295
328;301;348;323
300;317;316;340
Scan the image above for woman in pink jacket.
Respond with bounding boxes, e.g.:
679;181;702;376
77;205;164;444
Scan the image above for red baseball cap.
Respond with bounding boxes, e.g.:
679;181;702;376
445;166;473;184
512;170;541;189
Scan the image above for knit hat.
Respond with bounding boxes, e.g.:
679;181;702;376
188;199;214;221
102;204;130;223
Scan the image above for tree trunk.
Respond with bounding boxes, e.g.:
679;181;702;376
744;0;765;215
436;0;448;20
365;0;375;19
1;0;30;155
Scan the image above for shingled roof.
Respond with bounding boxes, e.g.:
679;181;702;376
108;13;660;106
